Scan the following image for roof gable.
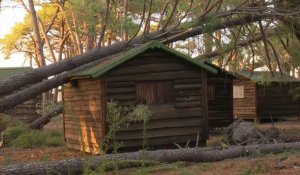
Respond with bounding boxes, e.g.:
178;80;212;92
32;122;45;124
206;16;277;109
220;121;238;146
71;40;217;78
0;67;32;81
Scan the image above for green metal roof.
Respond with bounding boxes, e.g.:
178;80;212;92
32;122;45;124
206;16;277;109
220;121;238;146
71;40;217;78
0;67;32;81
235;70;300;83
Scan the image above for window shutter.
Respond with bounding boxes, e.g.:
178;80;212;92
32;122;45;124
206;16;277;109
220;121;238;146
136;82;156;104
156;81;174;104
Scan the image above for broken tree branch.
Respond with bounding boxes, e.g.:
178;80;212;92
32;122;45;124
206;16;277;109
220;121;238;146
29;105;63;129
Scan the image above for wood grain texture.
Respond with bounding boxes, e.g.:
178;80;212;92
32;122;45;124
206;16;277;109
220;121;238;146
105;50;206;149
63;49;209;152
233;79;300;121
63;78;106;154
233;78;257;119
207;73;233;128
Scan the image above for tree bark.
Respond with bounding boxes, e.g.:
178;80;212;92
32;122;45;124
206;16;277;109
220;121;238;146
0;57;105;113
0;15;265;98
0;15;268;112
1;142;300;175
27;0;46;67
29;106;63;129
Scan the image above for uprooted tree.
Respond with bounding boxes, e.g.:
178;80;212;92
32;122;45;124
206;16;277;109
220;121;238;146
0;0;300;115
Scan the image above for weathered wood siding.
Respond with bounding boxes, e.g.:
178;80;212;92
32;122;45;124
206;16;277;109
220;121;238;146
4;98;40;123
105;49;206;149
257;83;300;118
233;79;257;119
207;73;233;128
63;79;106;154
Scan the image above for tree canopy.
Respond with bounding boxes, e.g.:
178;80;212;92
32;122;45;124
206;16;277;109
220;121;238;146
0;0;300;111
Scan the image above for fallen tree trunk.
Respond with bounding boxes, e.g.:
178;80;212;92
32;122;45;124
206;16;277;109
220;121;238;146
0;57;106;113
29;106;63;129
0;15;265;98
1;142;300;175
0;15;266;113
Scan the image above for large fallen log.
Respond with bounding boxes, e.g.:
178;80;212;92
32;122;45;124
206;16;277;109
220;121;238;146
29;105;63;129
0;15;264;98
1;142;300;175
0;15;267;113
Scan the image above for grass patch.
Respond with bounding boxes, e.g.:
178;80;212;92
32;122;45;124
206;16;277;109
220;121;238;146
7;129;64;148
0;114;23;132
1;115;64;148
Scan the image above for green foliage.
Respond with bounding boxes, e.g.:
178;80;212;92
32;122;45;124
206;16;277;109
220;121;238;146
4;125;27;145
82;101;152;174
252;74;273;86
101;101;151;153
0;19;33;59
1;116;64;148
0;114;23;132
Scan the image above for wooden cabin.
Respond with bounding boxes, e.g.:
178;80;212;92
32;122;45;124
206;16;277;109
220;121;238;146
63;41;218;154
233;71;300;122
0;67;41;123
204;62;235;128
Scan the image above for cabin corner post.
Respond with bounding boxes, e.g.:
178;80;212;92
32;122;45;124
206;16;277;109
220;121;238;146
230;78;234;122
201;69;209;140
254;83;259;123
100;78;107;143
62;85;66;142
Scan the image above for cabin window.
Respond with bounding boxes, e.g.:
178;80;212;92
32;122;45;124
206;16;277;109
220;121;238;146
233;85;244;98
136;81;174;105
207;85;215;100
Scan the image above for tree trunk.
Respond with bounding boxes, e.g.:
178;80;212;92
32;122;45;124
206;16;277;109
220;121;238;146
0;15;265;98
1;142;300;175
0;15;269;113
0;57;104;113
29;106;63;129
28;0;46;67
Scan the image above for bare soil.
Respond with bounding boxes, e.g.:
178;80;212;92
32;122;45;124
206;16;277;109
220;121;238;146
1;120;300;175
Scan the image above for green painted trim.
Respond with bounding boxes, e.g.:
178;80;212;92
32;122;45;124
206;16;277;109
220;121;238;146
73;40;217;78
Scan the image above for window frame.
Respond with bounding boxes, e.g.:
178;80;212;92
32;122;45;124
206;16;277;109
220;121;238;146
136;80;175;105
233;85;245;99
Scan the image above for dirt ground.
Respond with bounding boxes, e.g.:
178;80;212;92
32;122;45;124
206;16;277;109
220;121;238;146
1;120;300;175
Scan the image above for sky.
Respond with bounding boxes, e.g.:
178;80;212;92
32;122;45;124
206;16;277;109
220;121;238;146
0;1;27;67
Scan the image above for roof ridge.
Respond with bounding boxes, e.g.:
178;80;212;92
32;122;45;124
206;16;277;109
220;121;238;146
71;40;217;79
